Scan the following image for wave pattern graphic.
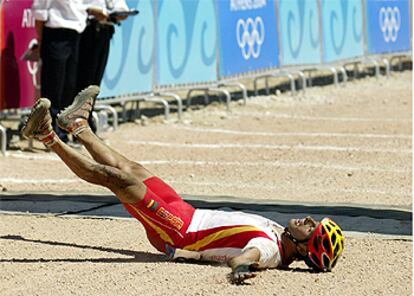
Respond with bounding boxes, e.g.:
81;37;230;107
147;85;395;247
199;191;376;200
280;0;320;65
323;0;363;62
157;0;217;84
102;0;154;95
287;0;306;58
330;0;348;55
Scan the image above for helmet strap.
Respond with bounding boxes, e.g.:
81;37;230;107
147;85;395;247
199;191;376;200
284;228;309;257
284;227;309;244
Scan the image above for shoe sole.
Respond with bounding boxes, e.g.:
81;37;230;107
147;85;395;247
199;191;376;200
57;85;100;131
21;98;51;139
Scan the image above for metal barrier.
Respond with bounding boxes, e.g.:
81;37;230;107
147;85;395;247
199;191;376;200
217;82;248;105
152;92;183;119
0;108;31;154
389;53;412;70
320;65;347;86
186;87;231;111
94;104;119;131
0;124;6;155
253;71;298;96
0;0;412;155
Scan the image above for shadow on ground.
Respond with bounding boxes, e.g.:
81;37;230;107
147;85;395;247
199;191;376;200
0;234;165;264
0;193;411;237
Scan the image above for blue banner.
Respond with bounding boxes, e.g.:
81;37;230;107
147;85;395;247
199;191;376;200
156;0;217;86
216;0;279;77
321;0;364;62
279;0;321;65
365;0;410;54
101;0;154;97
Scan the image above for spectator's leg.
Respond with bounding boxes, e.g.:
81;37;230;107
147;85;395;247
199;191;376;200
61;30;81;116
77;22;98;133
40;28;70;142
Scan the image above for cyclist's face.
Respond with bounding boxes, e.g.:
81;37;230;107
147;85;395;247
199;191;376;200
287;216;318;241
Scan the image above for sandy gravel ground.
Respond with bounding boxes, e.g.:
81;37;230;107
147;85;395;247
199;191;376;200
0;71;412;295
0;215;411;296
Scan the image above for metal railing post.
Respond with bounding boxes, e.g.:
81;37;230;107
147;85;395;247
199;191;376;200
0;124;6;155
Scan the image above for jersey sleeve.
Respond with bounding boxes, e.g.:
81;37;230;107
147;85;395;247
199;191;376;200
242;237;281;268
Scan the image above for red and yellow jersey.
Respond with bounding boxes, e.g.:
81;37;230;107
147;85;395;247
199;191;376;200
182;209;283;268
123;176;283;269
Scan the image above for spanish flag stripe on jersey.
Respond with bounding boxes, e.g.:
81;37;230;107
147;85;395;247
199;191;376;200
146;199;155;209
197;230;272;251
183;226;266;251
128;204;174;245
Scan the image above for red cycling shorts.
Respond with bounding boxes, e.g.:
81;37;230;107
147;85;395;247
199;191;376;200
122;176;195;253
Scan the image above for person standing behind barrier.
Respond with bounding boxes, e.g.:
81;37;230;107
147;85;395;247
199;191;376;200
32;0;88;143
77;0;130;132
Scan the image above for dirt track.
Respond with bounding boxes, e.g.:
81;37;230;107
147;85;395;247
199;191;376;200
0;71;412;295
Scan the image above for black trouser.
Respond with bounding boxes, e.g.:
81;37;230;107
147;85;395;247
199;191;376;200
41;27;81;142
77;20;114;132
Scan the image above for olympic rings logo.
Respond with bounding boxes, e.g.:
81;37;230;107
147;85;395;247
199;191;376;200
379;6;400;43
236;17;265;60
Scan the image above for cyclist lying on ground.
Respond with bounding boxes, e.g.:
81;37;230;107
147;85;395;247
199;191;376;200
22;86;344;284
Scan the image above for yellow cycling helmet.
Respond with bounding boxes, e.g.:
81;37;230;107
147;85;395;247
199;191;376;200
305;217;344;271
